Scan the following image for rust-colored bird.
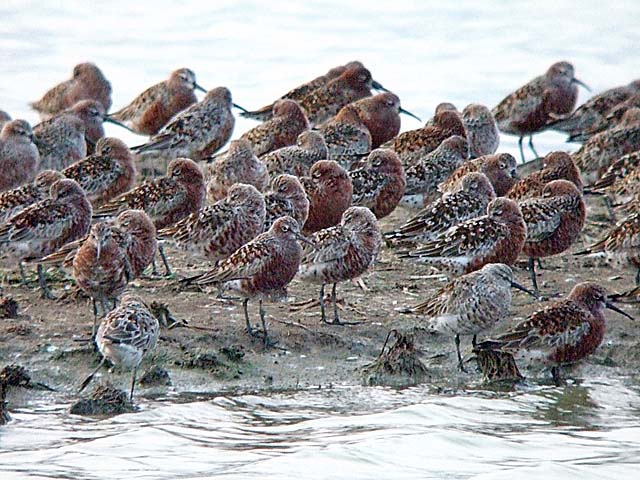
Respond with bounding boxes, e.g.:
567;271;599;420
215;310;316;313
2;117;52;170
439;152;518;197
30;62;112;120
301;160;353;234
263;174;310;231
109;68;206;135
317;104;372;169
0;170;63;222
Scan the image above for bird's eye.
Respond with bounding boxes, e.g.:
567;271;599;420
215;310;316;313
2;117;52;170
90;108;99;116
278;184;287;192
313;172;322;179
174;168;182;176
499;162;506;169
282;224;289;232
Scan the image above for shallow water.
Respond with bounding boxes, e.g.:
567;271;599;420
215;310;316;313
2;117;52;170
2;1;640;478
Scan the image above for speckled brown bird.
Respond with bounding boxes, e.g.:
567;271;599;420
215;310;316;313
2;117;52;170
62;137;135;208
301;160;353;234
0;120;40;192
32;113;86;171
476;282;633;382
263;174;309;231
241;61;387;121
158;183;266;264
349;148;405;219
30;62;112;120
261;130;328;178
399;197;527;276
83;294;159;401
66;100;127;153
412;263;525;371
131;87;239;161
317;103;372;169
95;158;205;231
519;180;586;293
299;206;381;324
297;64;378;126
387;172;496;244
462;103;500;158
193;216;305;346
549;79;640;142
347;92;421;148
401;135;469;208
588;150;640;201
0;179;91;298
384;109;466;165
438;152;518;197
492;61;588;162
506;151;582;201
109;68;206;136
205;139;269;202
0;170;63;222
571;107;640;183
576;211;640;284
239;99;309;157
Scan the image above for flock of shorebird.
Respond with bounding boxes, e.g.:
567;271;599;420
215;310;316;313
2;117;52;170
0;60;639;400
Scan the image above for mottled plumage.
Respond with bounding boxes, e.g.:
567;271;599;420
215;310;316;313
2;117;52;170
33;113;86;171
589;150;640;204
95;158;205;230
158;183;265;263
62;137;135;207
263;174;309;230
132;87;236;161
0;120;39;192
507;151;582;201
439;152;518;197
261;130;328;177
399;197;526;276
401;135;469;208
30;62;112;120
299;207;381;324
387;172;496;244
109;68;205;135
301;160;353;234
462;103;500;158
0;170;63;222
240;99;309;157
317;104;372;168
205;139;269;202
349;148;405;219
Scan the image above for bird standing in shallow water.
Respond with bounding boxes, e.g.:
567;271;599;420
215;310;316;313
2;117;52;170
475;282;633;382
492;61;589;163
80;294;159;401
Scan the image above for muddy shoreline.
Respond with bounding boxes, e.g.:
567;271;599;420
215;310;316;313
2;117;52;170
1;192;639;413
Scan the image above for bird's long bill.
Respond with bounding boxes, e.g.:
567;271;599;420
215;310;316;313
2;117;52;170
194;83;207;93
605;301;634;320
399;107;422;122
371;80;390;92
103;116;137;134
572;78;591;92
511;280;539;298
232;103;250;114
96;241;101;261
295;233;315;247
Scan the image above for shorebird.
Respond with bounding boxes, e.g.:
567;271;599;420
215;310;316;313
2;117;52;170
519;180;586;294
475;282;633;382
492;61;589;162
401;135;468;208
399;197;527;276
317;104;372;169
0;170;63;222
30;62;112;120
299;206;381;325
0;179;91;298
461;103;500;158
387;172;496;245
0;120;40;192
193;216;306;346
301;160;353;234
239;99;309;157
263;174;309;231
205;138;269;202
412;263;531;371
62;137;136;207
80;294;159;401
349;148;406;219
507;151;583;201
438;152;518;196
32;113;86;171
261;130;328;178
109;68;206;135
